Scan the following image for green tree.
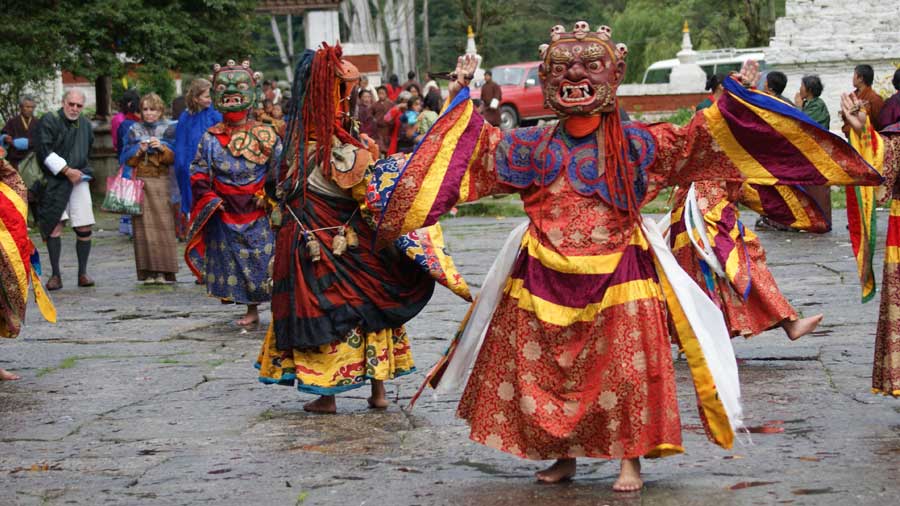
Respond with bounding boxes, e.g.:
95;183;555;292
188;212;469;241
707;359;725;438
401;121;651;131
0;0;262;122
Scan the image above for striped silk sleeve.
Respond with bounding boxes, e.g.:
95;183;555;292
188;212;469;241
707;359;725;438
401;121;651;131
651;77;883;190
373;87;507;243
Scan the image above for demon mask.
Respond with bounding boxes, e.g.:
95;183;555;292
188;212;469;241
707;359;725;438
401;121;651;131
538;22;626;116
211;60;262;119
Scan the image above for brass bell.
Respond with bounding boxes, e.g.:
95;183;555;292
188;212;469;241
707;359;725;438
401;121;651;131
345;226;359;249
270;206;283;228
305;233;321;262
332;227;348;256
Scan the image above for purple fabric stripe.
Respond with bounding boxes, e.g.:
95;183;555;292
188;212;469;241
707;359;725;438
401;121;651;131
718;95;828;185
424;112;485;224
754;185;795;224
510;244;657;308
219;193;258;215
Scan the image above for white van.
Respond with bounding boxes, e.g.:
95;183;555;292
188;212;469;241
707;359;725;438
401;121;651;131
642;47;767;84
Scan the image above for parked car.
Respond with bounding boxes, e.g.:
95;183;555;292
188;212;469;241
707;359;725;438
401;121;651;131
642;47;767;84
472;61;554;129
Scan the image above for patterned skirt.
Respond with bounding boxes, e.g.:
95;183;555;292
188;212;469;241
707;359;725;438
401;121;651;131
256;323;415;394
457;292;684;461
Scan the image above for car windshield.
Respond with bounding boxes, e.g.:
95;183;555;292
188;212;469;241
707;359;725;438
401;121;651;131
492;67;525;86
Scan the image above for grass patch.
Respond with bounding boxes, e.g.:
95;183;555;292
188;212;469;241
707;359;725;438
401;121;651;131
158;358;181;364
206;359;227;368
36;354;120;377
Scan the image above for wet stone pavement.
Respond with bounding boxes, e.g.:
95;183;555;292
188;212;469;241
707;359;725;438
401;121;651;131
1;211;900;506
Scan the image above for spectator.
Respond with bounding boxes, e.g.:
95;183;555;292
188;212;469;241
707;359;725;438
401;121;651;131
0;95;38;169
170;94;186;119
415;89;441;142
764;71;790;104
357;88;377;139
34;89;95;290
383;90;412;154
113;89;141;237
372;85;394;155
480;70;502;127
386;74;401;101
422;71;440;97
174;79;222;229
359;75;376;97
407;83;422;98
842;64;885;136
397;95;422;154
794;75;830;129
403;70;421;92
878;68;900;129
696;73;727;111
122;93;178;284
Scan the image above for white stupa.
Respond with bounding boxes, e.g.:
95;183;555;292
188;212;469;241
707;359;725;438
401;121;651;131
668;21;708;93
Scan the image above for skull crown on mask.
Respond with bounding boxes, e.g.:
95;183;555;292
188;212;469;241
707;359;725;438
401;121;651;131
211;59;263;114
537;22;627;117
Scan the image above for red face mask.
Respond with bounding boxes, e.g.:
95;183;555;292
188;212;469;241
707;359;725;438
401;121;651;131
539;38;625;116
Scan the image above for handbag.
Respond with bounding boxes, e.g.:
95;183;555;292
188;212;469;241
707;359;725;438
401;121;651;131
101;167;144;215
17;152;45;192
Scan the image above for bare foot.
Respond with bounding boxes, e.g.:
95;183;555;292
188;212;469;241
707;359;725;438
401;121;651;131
782;314;823;341
613;458;642;492
368;379;389;409
0;368;21;381
236;305;260;326
303;395;336;414
535;458;576;483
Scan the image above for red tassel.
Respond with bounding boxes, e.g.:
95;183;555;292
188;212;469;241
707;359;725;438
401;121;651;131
601;104;640;225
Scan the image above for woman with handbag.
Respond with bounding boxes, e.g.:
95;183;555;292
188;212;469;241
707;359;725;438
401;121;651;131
121;93;178;284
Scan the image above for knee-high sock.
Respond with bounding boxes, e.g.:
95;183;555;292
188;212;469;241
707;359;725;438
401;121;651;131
47;237;62;277
75;239;91;277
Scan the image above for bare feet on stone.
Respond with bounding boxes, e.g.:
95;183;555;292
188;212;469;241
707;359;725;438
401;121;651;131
0;368;20;381
613;458;642;492
236;305;260;326
782;314;823;341
535;458;576;483
303;395;336;414
367;380;389;409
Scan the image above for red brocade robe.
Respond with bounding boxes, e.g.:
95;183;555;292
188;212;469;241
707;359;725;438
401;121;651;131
373;82;881;460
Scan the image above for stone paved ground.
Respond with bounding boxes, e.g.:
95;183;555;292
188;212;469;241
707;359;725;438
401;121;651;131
1;210;899;506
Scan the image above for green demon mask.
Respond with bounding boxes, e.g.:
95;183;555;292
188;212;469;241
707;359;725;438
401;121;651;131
211;59;262;114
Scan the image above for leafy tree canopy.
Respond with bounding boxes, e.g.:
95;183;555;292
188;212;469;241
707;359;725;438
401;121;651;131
424;0;783;83
0;0;261;120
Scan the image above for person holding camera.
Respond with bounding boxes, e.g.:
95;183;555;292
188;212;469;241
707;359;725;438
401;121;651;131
121;93;178;284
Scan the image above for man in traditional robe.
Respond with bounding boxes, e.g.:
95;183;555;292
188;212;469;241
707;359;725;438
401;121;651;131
35;89;95;290
1;96;38;169
842;64;884;137
480;70;502;127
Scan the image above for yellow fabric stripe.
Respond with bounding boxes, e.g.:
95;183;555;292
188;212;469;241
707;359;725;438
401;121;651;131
644;443;685;459
886;246;900;264
458;129;481;203
31;269;57;323
401;103;474;233
775;185;812;229
0;182;27;219
734;94;853;184
0;221;28;305
703;104;776;183
521;229;647;275
506;278;662;327
654;255;734;449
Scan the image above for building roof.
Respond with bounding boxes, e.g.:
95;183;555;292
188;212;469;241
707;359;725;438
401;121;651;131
255;0;340;14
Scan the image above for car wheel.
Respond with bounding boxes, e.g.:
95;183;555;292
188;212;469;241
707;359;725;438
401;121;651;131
500;105;518;130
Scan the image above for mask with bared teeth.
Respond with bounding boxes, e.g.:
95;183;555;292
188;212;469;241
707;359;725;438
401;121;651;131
537;22;626;117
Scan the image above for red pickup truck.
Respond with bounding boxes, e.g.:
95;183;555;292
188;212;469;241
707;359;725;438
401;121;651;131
473;61;554;129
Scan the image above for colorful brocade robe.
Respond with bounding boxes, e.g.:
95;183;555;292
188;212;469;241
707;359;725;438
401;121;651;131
669;181;797;338
371;80;881;461
0;148;55;338
848;124;900;396
185;121;282;304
